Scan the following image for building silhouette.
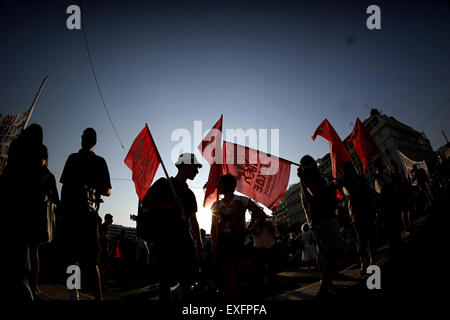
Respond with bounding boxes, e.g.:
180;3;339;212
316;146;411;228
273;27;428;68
107;224;137;242
272;183;306;230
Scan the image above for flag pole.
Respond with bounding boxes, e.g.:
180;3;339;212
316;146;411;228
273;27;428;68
24;75;48;128
145;124;196;247
277;156;339;181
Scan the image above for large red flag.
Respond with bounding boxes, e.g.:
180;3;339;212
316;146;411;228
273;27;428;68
198;115;223;207
349;118;381;175
221;142;290;211
124;126;160;200
312;119;352;178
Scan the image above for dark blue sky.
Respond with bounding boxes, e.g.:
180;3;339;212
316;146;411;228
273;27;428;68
1;0;449;228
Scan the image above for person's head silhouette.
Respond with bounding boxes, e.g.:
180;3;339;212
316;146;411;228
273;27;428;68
81;128;97;151
174;153;202;181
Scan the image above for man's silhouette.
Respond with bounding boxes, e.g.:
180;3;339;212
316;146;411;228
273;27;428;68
59;128;111;300
142;153;204;301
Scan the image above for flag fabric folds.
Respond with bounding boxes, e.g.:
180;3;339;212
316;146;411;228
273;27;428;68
203;162;221;208
349;118;381;175
221;142;290;211
312;119;353;178
198;115;223;165
124;126;160;200
198;115;223;208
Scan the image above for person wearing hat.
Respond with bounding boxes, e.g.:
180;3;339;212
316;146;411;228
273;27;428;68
142;152;204;302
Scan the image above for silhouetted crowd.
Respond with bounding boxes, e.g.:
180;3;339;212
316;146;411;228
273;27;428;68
1;124;448;301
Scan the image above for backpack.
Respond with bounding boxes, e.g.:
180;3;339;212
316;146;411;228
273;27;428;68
137;203;160;243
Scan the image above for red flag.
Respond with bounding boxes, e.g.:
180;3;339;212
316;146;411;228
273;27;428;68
221;142;290;211
124;126;160;200
198;115;223;165
349;118;381;175
198;116;223;208
203;162;221;208
312;119;353;178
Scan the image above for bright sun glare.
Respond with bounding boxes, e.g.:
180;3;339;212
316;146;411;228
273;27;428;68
196;206;213;234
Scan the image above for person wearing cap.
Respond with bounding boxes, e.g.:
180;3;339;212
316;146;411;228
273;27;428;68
142;152;204;302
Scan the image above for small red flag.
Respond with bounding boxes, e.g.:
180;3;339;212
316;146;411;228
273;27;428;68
312;119;353;178
349;118;381;175
198;115;223;165
203;162;221;208
221;142;290;211
198;115;223;208
124;126;160;200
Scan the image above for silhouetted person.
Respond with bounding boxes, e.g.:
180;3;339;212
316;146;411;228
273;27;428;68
297;155;343;297
299;223;317;272
29;144;60;297
253;216;278;298
374;159;402;255
99;213;113;284
389;161;414;232
412;164;433;209
210;174;265;300
135;235;150;286
342;161;376;274
59;128;111;300
142;153;205;302
401;181;415;233
200;229;210;253
1;123;44;300
116;229;132;287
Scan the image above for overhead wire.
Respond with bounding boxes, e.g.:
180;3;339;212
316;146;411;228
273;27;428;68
80;0;127;153
416;97;450;130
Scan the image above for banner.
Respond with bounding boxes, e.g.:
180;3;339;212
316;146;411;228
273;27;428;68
312;119;353;178
124;126;161;200
0;106;33;175
349;118;381;175
221;141;290;211
198;115;223;208
398;151;429;185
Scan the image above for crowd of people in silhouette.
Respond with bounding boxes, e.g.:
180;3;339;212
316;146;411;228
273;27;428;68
1;123;448;301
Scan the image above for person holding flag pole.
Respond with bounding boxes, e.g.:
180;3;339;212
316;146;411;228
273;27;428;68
125;124;204;302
